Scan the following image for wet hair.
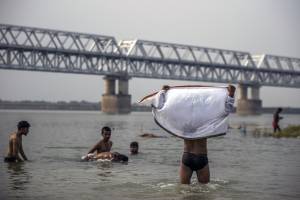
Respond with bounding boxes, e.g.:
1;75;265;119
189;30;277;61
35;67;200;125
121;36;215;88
17;121;31;130
277;108;282;113
130;141;139;148
101;126;111;134
114;153;128;162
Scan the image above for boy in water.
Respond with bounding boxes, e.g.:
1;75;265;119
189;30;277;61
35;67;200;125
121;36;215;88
130;141;139;155
87;126;113;154
4;121;31;162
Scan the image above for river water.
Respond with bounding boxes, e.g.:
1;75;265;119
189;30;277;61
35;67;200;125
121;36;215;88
0;110;299;200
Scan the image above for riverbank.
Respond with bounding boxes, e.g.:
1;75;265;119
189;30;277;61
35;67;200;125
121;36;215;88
251;125;300;138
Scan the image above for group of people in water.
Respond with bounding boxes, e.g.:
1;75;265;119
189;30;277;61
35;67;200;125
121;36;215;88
82;126;139;163
3;84;284;185
3;122;139;163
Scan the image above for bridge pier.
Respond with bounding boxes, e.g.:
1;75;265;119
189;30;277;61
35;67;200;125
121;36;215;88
236;84;262;115
101;76;131;114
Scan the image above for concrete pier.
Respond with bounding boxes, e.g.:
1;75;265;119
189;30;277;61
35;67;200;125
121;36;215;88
237;84;262;115
101;76;131;114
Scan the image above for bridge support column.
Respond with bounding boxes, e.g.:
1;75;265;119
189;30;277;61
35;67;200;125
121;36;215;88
101;76;131;114
237;84;262;115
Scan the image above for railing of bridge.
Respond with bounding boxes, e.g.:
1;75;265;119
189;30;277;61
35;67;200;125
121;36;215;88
0;24;121;55
0;24;299;87
119;39;256;68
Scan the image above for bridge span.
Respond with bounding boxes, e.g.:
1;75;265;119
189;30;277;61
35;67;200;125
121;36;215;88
1;24;299;114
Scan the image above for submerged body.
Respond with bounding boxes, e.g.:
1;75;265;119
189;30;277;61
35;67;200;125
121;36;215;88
181;139;209;184
82;152;128;163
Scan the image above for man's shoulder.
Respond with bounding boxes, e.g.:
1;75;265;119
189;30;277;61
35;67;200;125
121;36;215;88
9;132;17;140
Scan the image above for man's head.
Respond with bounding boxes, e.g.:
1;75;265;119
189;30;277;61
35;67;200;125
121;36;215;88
112;152;128;163
17;121;30;136
101;126;111;141
130;141;139;155
277;107;282;113
162;85;170;91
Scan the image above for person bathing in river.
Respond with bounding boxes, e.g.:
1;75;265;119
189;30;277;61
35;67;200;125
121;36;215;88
273;108;283;133
154;84;236;184
4;121;31;163
87;126;113;154
130;141;139;155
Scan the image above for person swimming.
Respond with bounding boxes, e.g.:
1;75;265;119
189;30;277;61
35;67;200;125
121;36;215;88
130;141;139;155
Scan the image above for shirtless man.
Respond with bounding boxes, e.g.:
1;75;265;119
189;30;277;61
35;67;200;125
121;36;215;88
87;126;113;154
180;85;236;184
273;108;283;133
4;121;31;163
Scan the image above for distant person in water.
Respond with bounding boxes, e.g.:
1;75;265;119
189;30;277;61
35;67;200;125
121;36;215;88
83;152;128;163
139;133;167;138
87;126;113;154
4;121;31;163
130;141;139;155
273;108;283;133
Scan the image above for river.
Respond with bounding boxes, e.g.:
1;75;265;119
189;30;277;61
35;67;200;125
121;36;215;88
0;110;299;200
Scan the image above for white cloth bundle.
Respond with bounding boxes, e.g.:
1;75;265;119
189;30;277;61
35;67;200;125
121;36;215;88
142;86;234;139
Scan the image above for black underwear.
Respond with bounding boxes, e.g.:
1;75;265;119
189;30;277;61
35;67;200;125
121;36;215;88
182;152;208;171
4;157;17;163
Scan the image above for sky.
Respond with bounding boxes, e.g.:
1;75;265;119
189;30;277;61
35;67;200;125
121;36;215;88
0;0;300;107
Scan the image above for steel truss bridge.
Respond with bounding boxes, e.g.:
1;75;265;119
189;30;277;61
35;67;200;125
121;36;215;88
0;24;299;88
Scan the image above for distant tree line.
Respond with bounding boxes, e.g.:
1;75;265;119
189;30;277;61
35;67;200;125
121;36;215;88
0;99;151;111
0;99;299;113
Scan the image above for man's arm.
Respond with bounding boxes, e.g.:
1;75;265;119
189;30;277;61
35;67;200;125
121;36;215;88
151;85;170;109
225;85;236;114
19;139;28;161
88;142;99;154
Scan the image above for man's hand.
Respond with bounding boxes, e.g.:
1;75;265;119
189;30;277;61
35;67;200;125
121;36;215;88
228;85;236;97
162;85;170;91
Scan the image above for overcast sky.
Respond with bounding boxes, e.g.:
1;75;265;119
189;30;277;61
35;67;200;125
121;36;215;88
0;0;300;107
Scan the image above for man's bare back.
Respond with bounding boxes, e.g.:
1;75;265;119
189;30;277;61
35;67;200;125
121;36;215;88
184;139;207;154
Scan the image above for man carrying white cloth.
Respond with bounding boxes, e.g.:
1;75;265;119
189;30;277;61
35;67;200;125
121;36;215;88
151;84;235;184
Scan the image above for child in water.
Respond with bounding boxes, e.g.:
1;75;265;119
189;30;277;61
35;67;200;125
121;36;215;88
87;126;113;154
130;141;139;155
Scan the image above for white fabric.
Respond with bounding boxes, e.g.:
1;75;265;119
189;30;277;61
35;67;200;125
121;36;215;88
150;87;234;139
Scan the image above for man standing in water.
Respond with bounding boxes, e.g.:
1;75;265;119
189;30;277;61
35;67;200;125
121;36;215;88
4;121;31;162
273;108;283;133
179;85;236;184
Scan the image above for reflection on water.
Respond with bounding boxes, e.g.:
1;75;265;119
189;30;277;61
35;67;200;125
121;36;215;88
0;111;299;200
6;162;31;191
